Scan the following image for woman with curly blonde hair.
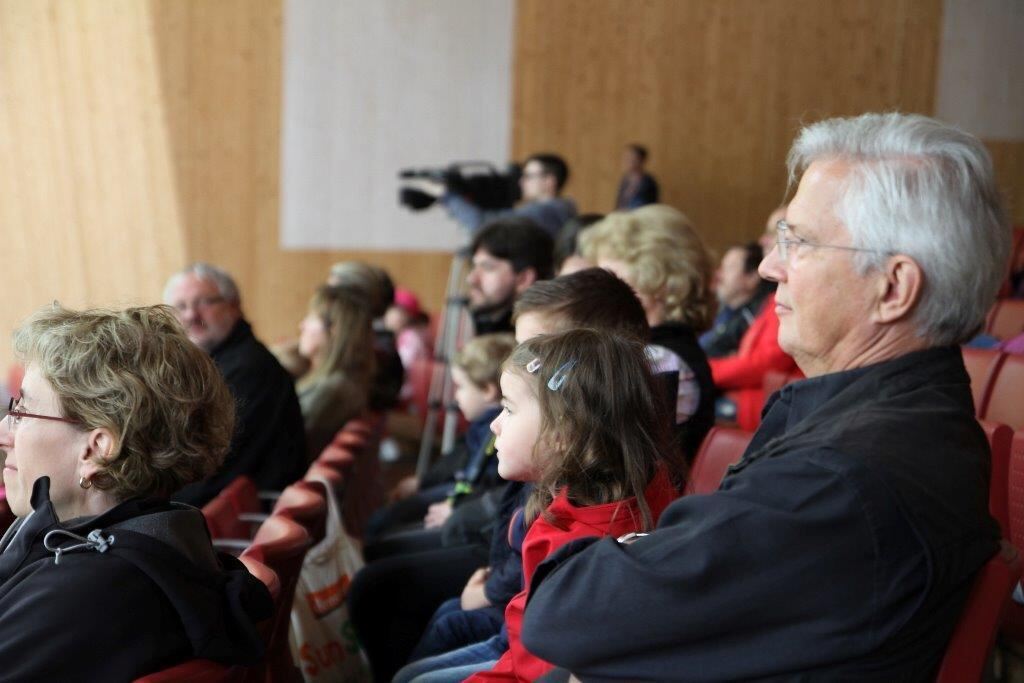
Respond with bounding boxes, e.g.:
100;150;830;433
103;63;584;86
0;304;272;679
579;205;716;458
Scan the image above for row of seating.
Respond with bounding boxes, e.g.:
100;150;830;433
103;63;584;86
985;299;1024;341
138;413;385;682
962;348;1024;430
689;424;1024;682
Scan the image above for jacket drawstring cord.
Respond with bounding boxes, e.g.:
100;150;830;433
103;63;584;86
42;529;115;565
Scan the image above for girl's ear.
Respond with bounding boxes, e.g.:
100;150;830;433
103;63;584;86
483;382;501;404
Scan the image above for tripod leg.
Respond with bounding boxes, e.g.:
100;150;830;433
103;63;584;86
416;249;471;478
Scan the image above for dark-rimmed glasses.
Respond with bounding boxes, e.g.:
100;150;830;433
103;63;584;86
171;296;225;314
4;396;79;430
775;219;892;263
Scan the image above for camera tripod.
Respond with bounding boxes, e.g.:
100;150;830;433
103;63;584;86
415;246;475;478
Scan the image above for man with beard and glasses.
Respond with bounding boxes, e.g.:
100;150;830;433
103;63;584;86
465;218;554;336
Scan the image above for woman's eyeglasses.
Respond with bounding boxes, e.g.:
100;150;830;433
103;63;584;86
3;397;80;431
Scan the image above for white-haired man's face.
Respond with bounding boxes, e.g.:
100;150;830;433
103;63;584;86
165;274;241;353
759;160;878;377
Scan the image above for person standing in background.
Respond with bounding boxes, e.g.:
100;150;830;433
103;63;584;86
615;144;659;209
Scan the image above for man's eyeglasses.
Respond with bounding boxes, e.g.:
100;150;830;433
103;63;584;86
171;296;225;313
775;220;891;263
3;397;80;431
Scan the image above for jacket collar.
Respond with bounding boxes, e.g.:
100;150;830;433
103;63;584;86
209;317;251;358
743;346;968;469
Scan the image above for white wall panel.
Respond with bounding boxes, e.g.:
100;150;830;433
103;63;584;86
936;0;1024;139
281;0;514;251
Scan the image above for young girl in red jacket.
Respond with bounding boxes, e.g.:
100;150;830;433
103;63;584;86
449;328;685;682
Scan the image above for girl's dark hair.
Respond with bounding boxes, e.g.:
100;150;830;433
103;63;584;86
505;329;680;527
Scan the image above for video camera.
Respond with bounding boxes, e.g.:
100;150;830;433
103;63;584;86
398;161;522;211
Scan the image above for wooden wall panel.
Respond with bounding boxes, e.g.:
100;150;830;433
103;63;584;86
512;0;944;257
150;0;452;347
4;0;1016;373
0;0;452;372
0;0;187;369
986;140;1024;225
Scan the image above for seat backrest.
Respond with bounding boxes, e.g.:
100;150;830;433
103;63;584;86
984;354;1024;430
332;430;367;451
338;412;386;539
201;476;261;540
221;476;261;519
989;300;1024;342
1009;431;1024;552
241;516;311;681
961;347;1006;417
132;659;234;683
318;446;356;477
273;481;328;547
202;493;241;540
685;427;754;496
405;357;436;418
305;462;344;491
935;543;1021;682
980;420;1013;535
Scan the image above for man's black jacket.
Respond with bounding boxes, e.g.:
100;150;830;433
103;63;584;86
522;346;999;682
175;319;307;505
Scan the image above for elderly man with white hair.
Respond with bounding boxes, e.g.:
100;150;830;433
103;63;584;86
164;263;307;506
520;113;1010;681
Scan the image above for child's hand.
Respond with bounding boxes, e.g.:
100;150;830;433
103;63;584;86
423;500;454;528
460;567;492;610
390;475;420;502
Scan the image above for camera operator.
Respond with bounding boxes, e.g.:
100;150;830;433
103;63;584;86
418;153;577;236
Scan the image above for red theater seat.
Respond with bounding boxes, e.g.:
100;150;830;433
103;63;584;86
272;481;328;548
202;477;261;540
336;414;386;539
936;543;1020;682
241;516;312;680
961;347;1005;416
1003;431;1024;644
685;427;754;496
980;421;1013;535
988;300;1024;341
133;659;233;683
305;462;344;498
984;354;1024;431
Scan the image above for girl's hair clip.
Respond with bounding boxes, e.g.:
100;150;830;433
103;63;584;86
547;360;577;391
526;358;543;374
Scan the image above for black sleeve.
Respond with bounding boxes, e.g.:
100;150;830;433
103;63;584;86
483;483;528;608
521;448;926;681
0;560;189;681
421;439;468;490
483;540;524;608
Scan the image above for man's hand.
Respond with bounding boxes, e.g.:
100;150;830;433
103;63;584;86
424;500;453;529
390;475;420;502
460;567;492;610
